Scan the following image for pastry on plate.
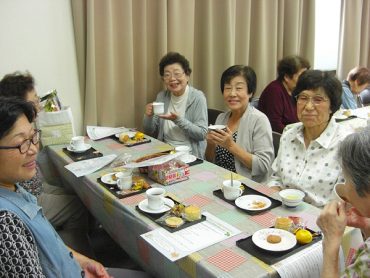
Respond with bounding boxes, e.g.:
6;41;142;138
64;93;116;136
267;234;281;244
165;216;184;228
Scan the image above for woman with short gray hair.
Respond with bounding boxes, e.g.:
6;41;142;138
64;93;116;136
317;127;370;277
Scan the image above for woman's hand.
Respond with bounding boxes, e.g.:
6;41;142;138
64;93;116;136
317;201;347;246
159;112;178;121
206;127;233;149
82;260;111;278
145;103;154;117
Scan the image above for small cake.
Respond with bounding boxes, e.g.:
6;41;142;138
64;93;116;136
119;134;130;143
165;217;184;228
274;217;293;231
267;234;281;244
184;205;201;221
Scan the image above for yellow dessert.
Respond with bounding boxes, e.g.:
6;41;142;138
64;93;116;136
184;205;201;221
274;217;293;231
165;216;184;228
119;134;130;143
134;132;145;141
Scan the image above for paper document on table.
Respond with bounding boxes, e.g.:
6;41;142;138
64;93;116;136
272;242;345;278
124;152;183;168
87;126;128;140
64;154;117;177
141;212;241;262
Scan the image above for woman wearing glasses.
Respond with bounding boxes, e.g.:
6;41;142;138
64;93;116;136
267;70;352;207
0;72;90;256
0;98;110;277
143;52;208;158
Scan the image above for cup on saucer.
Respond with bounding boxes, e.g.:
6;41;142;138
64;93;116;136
146;188;165;210
69;136;85;151
116;171;133;190
222;180;243;200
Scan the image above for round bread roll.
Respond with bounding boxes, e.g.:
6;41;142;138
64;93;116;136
165;217;184;228
267;234;282;244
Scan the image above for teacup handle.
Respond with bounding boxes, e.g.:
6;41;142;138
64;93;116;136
238;188;243;197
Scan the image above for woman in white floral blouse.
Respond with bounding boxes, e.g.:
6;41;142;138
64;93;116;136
317;128;370;278
267;70;352;207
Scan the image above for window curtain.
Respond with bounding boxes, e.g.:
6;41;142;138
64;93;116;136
337;0;370;80
71;0;315;130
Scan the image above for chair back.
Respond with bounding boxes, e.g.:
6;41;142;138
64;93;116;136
207;108;224;125
360;88;370;106
272;131;282;157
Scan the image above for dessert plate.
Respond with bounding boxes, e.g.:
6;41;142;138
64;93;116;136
100;172;119;185
252;228;297;252
138;198;174;214
66;143;91;153
115;131;136;138
235;195;272;211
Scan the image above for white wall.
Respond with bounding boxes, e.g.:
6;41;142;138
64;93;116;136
314;0;341;70
0;0;83;134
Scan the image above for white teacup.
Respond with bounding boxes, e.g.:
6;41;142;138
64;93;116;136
146;188;165;210
152;102;165;115
222;180;243;200
116;171;133;190
333;183;352;211
70;136;85;150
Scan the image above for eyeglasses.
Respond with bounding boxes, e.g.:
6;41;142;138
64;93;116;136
162;71;185;80
295;94;329;106
0;129;41;154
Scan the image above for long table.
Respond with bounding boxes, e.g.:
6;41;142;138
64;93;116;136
46;136;362;278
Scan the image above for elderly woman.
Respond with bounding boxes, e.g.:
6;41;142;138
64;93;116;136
0;98;110;277
205;65;274;183
341;67;370;109
258;55;311;133
267;70;352;207
0;71;90;255
143;52;208;158
317;128;370;277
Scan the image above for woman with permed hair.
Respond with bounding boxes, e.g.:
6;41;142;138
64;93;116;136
205;65;274;183
258;55;311;133
143;52;208;158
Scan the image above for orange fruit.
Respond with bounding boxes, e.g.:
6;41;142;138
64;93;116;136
296;229;312;244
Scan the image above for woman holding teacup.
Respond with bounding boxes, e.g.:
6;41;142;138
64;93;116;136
317;128;370;277
143;52;208;158
205;65;274;183
267;70;352;207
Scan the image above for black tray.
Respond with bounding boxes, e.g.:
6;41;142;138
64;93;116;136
236;227;322;265
136;197;206;233
97;177;151;199
213;184;282;214
335;115;357;122
187;158;203;167
63;147;103;162
111;135;151;147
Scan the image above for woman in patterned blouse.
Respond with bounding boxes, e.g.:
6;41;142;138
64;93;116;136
317;128;370;278
0;98;110;277
267;70;352;207
205;65;274;183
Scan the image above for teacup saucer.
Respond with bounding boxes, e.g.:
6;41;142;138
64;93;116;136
138;198;174;214
67;143;91;153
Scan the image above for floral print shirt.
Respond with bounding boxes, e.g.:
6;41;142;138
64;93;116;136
341;237;370;277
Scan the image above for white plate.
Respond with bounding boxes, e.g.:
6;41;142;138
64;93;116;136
178;154;197;164
235;195;272;211
138;198;174;214
66;143;91;153
101;172;119;185
252;228;297;252
115;131;136;138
